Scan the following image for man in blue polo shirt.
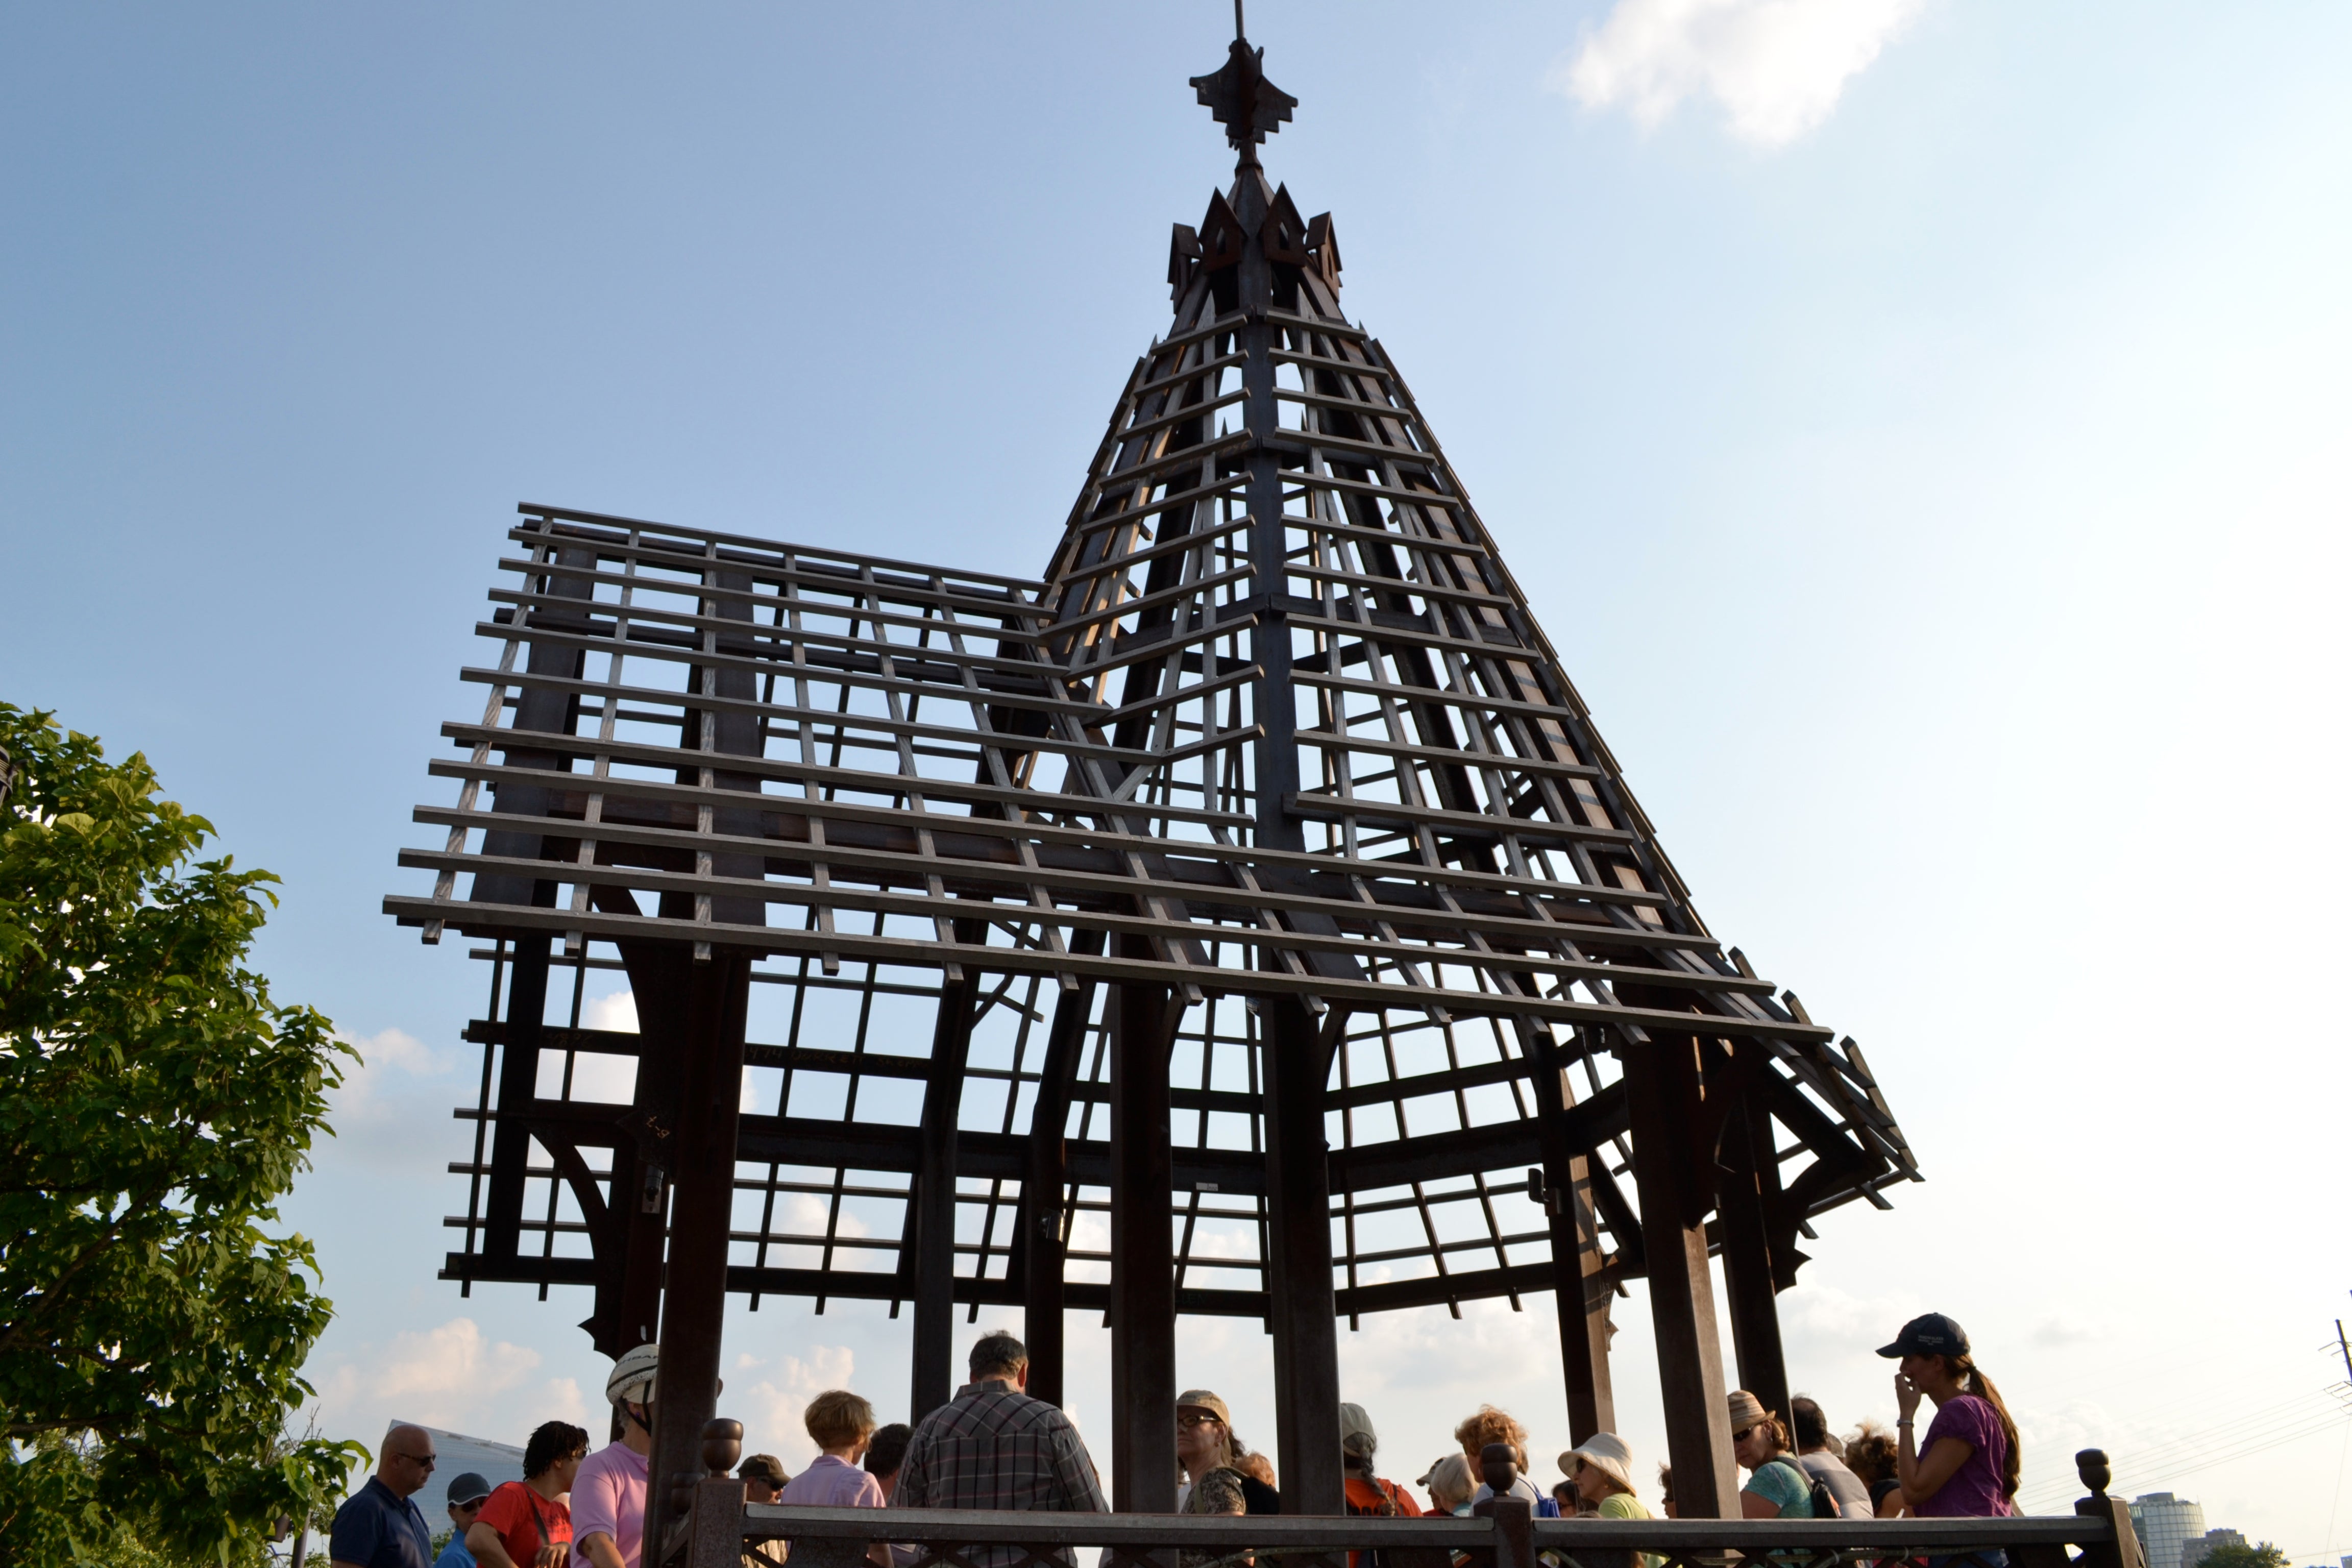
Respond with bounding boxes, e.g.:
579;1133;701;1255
331;1423;437;1568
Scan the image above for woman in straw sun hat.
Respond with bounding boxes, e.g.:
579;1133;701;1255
1727;1390;1819;1519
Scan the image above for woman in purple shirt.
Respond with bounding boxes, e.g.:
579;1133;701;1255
1880;1313;2021;1526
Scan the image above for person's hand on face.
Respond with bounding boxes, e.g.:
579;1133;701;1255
1894;1358;1925;1422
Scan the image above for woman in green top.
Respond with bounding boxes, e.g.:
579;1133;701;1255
1557;1433;1661;1568
1728;1390;1816;1519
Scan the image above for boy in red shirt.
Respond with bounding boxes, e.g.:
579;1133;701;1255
468;1422;591;1568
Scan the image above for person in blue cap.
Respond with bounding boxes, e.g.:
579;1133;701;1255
433;1474;492;1568
1879;1313;2021;1521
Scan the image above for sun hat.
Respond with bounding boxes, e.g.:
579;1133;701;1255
607;1341;660;1407
1557;1433;1635;1494
1177;1389;1233;1425
1726;1390;1773;1433
447;1471;493;1506
1876;1312;1969;1360
1337;1402;1377;1457
1418;1452;1475;1495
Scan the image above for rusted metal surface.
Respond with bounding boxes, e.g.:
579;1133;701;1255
390;16;1922;1513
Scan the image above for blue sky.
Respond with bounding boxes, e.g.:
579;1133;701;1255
6;0;2349;1555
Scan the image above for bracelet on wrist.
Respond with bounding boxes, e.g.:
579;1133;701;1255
1897;1420;1915;1429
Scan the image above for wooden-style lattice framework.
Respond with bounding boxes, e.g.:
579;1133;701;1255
386;23;1918;1527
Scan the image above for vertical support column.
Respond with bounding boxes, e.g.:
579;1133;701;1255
1620;1035;1739;1520
1108;952;1177;1513
1264;1000;1343;1517
1229;97;1348;1528
1525;1026;1615;1442
911;968;978;1420
1714;1047;1790;1430
1017;953;1099;1411
649;948;752;1528
482;936;552;1265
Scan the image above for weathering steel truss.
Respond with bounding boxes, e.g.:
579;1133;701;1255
386;28;1918;1524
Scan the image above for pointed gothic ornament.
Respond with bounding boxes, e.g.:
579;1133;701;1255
389;22;1917;1526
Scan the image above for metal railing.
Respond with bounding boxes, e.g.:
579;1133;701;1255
663;1450;2150;1568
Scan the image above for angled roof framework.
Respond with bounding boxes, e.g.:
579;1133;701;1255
387;22;1918;1528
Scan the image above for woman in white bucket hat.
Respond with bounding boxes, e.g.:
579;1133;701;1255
1557;1435;1659;1568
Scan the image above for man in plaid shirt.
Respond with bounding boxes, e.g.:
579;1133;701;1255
892;1331;1106;1561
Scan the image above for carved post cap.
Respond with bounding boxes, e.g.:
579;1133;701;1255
2075;1449;2111;1498
1480;1441;1520;1498
702;1417;745;1478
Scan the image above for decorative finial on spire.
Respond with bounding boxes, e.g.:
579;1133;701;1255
1189;6;1296;165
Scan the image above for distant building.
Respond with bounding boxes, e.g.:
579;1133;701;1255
2184;1529;2245;1568
2129;1493;2208;1568
396;1422;528;1500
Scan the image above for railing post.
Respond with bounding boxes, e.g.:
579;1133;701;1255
684;1478;745;1568
2074;1450;2146;1568
682;1419;744;1568
1475;1443;1536;1568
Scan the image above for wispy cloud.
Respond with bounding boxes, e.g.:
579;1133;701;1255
310;1316;588;1446
1551;0;1925;147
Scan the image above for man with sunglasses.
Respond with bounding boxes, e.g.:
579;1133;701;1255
331;1423;439;1568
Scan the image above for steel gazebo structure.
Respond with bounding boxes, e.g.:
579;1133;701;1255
387;20;1918;1528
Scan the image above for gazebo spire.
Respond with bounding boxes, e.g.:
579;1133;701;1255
1188;3;1296;167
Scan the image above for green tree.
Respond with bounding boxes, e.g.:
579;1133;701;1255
2195;1546;2289;1568
0;704;364;1565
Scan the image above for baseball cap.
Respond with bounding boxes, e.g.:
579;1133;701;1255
1175;1389;1232;1425
1876;1312;1969;1359
1337;1402;1377;1457
447;1472;493;1506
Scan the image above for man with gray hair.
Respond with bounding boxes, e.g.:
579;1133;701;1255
331;1424;438;1568
892;1331;1106;1563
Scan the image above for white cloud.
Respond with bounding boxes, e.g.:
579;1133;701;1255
326;1026;460;1161
582;989;639;1033
311;1316;589;1441
1551;0;1924;147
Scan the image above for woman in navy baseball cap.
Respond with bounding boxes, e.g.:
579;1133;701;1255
1880;1313;2022;1528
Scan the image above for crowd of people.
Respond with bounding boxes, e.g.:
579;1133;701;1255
323;1311;2021;1568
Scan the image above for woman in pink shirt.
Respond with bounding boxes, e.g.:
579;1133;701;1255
573;1345;659;1568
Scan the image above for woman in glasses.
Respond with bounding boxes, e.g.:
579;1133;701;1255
1175;1389;1280;1514
1728;1391;1819;1519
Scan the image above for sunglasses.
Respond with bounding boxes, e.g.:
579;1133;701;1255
1177;1413;1223;1428
397;1452;439;1470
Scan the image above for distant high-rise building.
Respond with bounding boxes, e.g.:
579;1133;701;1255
2129;1493;2209;1568
2184;1528;2245;1568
